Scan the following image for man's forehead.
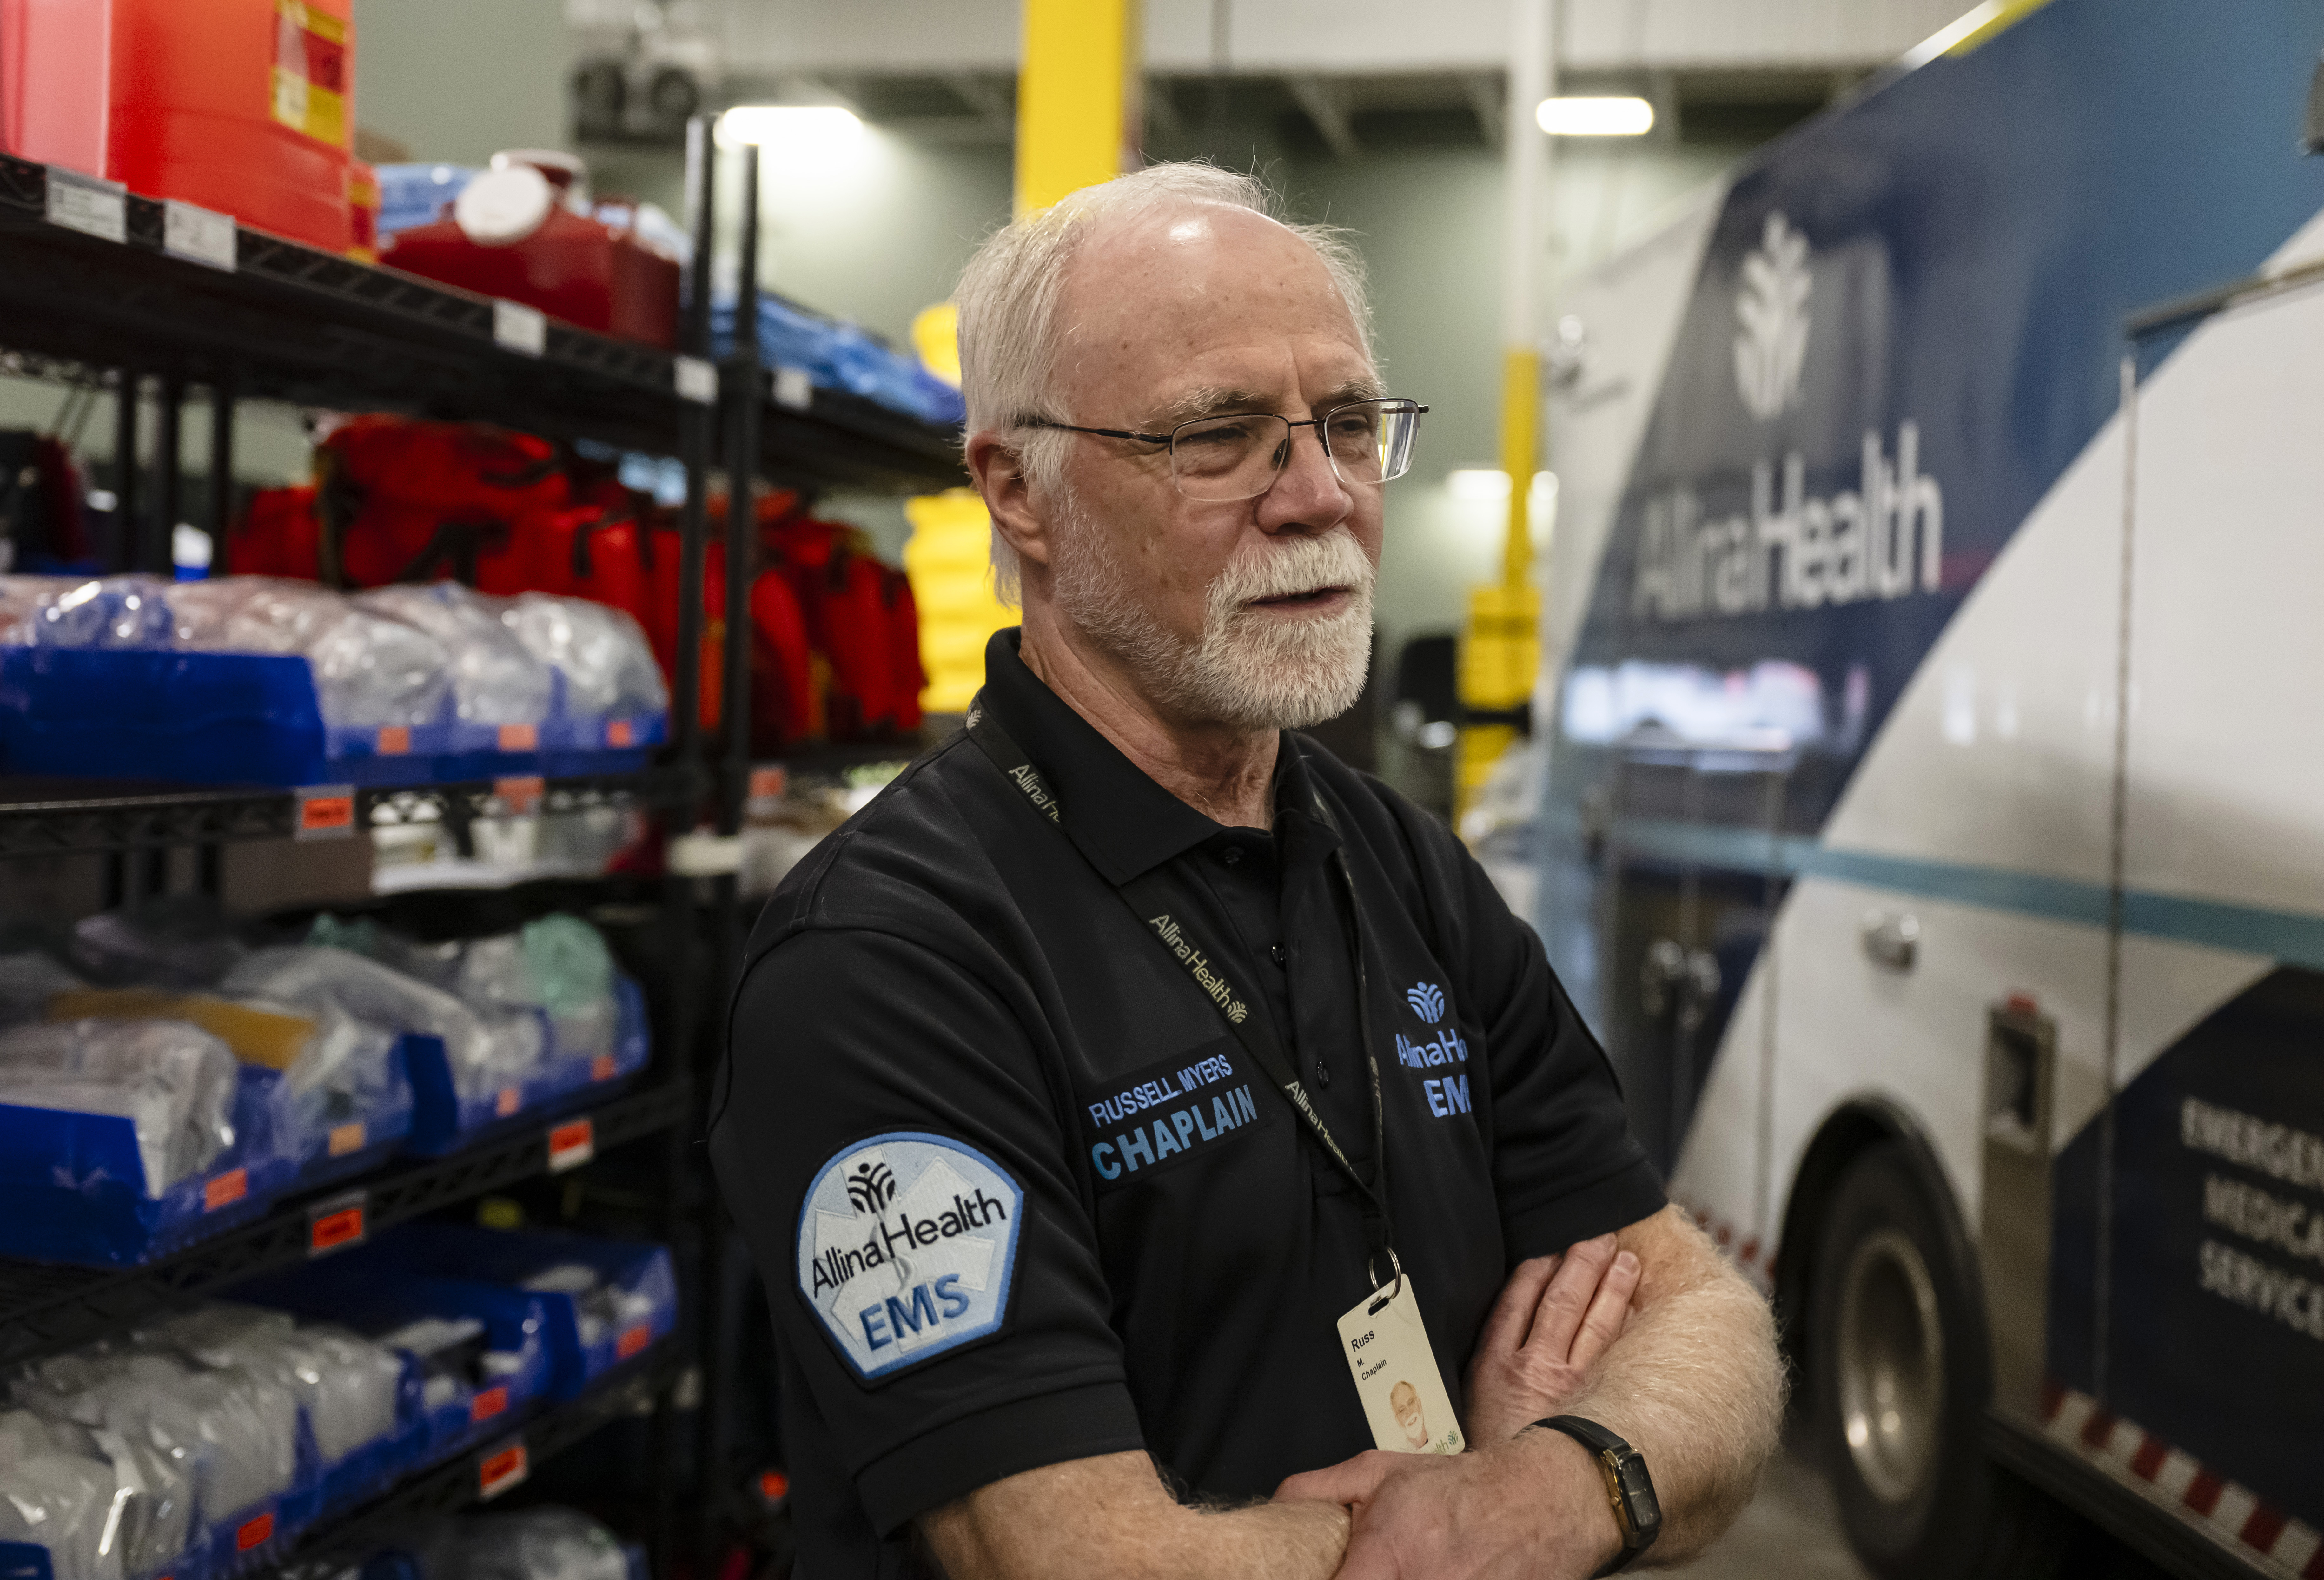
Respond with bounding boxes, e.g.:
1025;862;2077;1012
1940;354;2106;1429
1055;204;1372;409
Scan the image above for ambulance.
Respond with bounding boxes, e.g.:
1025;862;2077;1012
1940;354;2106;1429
1529;2;2324;1575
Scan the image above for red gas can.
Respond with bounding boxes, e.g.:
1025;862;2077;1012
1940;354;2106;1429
108;0;355;255
380;159;680;347
0;0;112;175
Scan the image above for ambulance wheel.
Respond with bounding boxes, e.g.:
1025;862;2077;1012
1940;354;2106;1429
1807;1142;2072;1580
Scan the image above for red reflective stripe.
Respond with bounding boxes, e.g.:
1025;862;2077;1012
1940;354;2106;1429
2242;1504;2288;1555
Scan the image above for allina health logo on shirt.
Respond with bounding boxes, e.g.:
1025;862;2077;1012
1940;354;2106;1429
1399;981;1473;1119
796;1132;1024;1380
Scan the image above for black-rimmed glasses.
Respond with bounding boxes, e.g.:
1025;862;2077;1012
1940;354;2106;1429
1022;398;1428;502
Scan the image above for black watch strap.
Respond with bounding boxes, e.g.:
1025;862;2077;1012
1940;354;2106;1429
1531;1415;1661;1577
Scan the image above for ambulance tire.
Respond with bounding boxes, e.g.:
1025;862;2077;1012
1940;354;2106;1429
1807;1142;2073;1580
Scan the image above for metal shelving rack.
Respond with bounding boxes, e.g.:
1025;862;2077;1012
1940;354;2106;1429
0;112;964;1575
0;1080;691;1371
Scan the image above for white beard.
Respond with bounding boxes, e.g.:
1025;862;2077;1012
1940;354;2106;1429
1050;502;1376;731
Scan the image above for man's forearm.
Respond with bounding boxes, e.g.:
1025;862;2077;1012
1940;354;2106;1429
1561;1206;1786;1563
922;1449;1350;1580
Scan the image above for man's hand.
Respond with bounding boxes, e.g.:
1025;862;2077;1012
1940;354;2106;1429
1275;1430;1618;1580
1464;1234;1640;1444
1274;1206;1783;1578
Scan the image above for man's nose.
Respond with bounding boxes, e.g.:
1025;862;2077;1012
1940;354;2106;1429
1258;420;1352;531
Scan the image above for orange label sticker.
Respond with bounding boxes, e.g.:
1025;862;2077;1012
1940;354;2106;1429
591;1054;617;1082
471;1386;508;1422
606;719;634;747
376;725;411;755
328;1121;366;1156
309;1204;364;1254
496;724;539;752
236;1511;275;1551
479;1442;528;1500
297;792;354;836
748;765;787;799
547;1118;594;1173
203;1168;248;1212
271;0;348;146
495;1086;522;1118
616;1323;651;1360
494;774;545;813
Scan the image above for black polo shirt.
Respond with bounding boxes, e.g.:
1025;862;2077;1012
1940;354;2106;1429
710;629;1661;1578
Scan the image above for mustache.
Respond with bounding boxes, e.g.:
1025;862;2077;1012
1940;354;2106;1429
1209;530;1375;610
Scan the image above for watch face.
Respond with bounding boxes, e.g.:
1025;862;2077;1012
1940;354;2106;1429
1615;1456;1662;1530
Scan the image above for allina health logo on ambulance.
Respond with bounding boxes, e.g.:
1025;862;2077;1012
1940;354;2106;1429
1630;213;1946;623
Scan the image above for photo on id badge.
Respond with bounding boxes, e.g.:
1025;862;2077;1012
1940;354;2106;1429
1337;1275;1465;1454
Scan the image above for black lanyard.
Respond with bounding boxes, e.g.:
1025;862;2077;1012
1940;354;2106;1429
964;694;1396;1269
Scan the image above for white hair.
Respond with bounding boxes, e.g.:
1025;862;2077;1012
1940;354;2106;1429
954;162;1374;603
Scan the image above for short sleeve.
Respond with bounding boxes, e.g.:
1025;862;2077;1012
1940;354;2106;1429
1427;822;1665;1258
710;928;1143;1534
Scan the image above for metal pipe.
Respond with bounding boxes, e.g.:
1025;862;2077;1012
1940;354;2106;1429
154;374;183;576
207;382;236;571
650;114;720;1580
696;134;763;1564
719;143;761;842
111;370;138;574
1499;0;1553;586
672;114;717;764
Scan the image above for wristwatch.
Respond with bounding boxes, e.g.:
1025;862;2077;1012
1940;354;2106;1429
1531;1415;1662;1576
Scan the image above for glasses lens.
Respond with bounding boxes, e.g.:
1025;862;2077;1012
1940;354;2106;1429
1170;413;1292;501
1333;400;1420;485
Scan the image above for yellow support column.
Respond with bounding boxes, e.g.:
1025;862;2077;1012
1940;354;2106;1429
1455;0;1553;832
1016;0;1143;215
906;0;1142;718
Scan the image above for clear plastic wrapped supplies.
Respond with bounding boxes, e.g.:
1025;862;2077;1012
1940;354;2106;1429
409;1508;632;1580
140;1303;402;1467
0;1407;198;1580
501;593;665;722
1;574;664;786
223;945;546;1103
452;917;619;1065
14;1347;301;1532
0;574;174;649
167;577;452;731
352;584;553;729
0;1411;122;1580
0;1018;239;1195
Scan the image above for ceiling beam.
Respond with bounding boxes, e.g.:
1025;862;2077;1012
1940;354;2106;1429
944;71;1015;139
1463;70;1504;149
1145;77;1188;142
1286;73;1360;159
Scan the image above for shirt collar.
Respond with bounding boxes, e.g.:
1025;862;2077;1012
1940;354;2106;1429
979;628;1337;884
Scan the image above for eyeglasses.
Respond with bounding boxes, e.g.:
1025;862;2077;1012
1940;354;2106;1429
1022;397;1428;502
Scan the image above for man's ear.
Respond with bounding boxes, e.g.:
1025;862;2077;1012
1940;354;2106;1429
966;428;1055;575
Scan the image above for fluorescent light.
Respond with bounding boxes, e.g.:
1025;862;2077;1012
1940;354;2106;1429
1536;96;1654;136
1447;468;1557;501
717;105;864;151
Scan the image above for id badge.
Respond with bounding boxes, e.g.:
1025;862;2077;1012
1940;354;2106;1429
1336;1273;1466;1455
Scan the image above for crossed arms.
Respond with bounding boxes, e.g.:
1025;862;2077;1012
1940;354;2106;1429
921;1204;1785;1580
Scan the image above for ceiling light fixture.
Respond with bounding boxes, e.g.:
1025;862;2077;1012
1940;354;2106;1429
1447;468;1558;501
716;104;864;150
1535;96;1654;136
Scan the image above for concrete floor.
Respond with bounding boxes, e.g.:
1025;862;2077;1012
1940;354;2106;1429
1672;1450;1871;1580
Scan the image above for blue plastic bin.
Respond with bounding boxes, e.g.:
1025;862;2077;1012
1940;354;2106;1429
402;976;649;1157
0;1065;296;1265
356;1226;677;1400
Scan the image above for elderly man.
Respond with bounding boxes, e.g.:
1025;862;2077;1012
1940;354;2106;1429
710;162;1782;1579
